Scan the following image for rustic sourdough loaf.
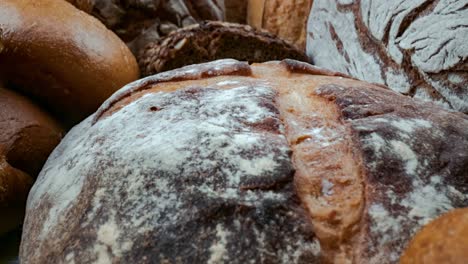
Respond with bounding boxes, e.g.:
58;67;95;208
0;85;62;235
138;21;308;76
306;0;468;113
400;208;468;264
0;0;139;124
20;59;468;263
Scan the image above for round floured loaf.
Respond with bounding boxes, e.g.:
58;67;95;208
306;0;468;113
20;59;468;263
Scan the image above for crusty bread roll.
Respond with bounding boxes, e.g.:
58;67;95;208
66;0;225;55
138;21;309;76
400;208;468;264
306;0;468;113
0;85;62;235
20;59;468;263
248;0;313;50
0;0;139;124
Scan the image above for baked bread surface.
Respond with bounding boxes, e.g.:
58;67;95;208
20;59;468;263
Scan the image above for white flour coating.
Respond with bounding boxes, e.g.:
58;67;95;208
356;114;466;262
207;224;231;264
24;82;319;262
307;0;468;112
97;59;247;117
307;0;384;85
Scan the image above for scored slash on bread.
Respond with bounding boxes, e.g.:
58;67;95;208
138;21;309;77
21;59;468;263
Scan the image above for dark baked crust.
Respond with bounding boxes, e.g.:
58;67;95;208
66;0;225;54
138;21;309;76
0;85;62;235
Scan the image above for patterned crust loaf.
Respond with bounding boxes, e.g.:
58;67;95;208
306;0;468;113
20;59;468;263
138;21;309;77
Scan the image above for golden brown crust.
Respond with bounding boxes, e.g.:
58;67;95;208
400;208;468;264
0;85;62;235
247;0;313;50
0;0;139;124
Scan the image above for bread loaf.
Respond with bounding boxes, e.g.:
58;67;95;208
400;208;468;263
0;85;62;235
138;21;309;76
66;0;225;55
248;0;313;50
20;59;468;263
306;0;468;113
0;0;139;124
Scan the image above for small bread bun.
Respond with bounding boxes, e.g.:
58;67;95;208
0;84;62;235
400;208;468;264
0;0;139;124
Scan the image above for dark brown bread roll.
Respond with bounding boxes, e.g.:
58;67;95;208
66;0;225;55
0;0;139;124
400;208;468;264
306;0;468;113
0;85;62;235
138;21;309;76
20;59;468;263
248;0;313;50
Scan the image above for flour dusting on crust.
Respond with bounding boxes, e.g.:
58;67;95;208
315;83;468;263
21;83;319;263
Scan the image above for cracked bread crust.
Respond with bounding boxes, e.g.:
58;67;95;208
21;59;468;263
138;21;309;76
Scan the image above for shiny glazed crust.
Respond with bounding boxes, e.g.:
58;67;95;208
0;0;139;124
0;85;62;235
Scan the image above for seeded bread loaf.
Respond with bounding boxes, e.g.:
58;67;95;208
0;85;62;235
20;59;468;263
306;0;468;113
138;21;309;76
